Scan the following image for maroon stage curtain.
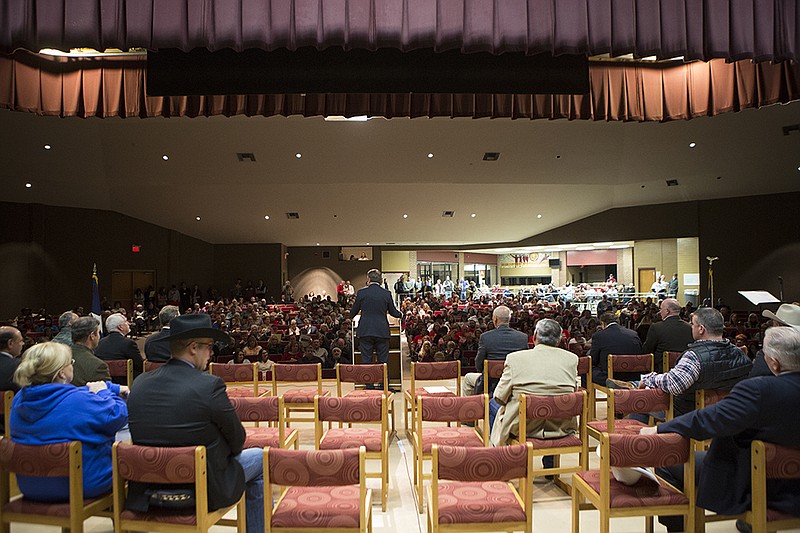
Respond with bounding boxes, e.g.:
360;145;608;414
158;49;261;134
0;0;798;62
1;50;797;121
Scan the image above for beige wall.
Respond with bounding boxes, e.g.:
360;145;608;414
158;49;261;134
618;248;633;285
381;250;411;273
633;239;678;292
677;237;700;303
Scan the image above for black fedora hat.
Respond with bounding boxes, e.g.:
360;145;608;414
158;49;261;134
167;314;232;345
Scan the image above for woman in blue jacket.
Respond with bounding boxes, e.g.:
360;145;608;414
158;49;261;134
10;341;128;501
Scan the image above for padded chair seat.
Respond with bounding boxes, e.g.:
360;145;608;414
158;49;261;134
768;508;800;522
406;388;455;398
244;427;283;448
421;428;484;452
3;495;109;517
435;481;526;525
271;485;361;528
283;389;329;403
346;389;391;399
121;507;198;525
588;419;647;435
526;434;583;450
576;470;689;508
225;387;257;397
320;428;383;452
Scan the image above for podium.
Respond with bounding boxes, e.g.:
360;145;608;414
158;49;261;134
351;323;404;389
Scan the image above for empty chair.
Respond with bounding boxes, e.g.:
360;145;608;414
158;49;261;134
0;439;113;533
404;361;461;439
336;363;395;433
209;362;260;397
264;446;372;533
230;396;298;450
112;441;245;532
271;363;328;427
586;388;672;442
589;353;653;420
428;443;534;533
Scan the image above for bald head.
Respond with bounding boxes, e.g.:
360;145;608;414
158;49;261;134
492;306;511;326
661;298;682;316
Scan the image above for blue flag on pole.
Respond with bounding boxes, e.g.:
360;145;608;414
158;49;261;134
91;264;102;316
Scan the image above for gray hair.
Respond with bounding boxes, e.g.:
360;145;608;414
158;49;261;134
71;316;100;343
105;313;127;333
492;306;511;325
662;298;681;314
692;307;724;336
367;269;382;283
58;311;77;329
534;318;562;347
158;305;180;326
764;326;800;371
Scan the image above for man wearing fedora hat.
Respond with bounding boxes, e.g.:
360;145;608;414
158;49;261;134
750;303;800;377
126;314;263;532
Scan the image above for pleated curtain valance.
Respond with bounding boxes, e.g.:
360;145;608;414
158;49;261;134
1;0;798;62
1;50;798;121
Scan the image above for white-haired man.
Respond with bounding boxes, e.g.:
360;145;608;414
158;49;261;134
95;312;144;381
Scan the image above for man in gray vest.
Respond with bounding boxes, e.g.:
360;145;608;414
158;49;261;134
637;307;751;416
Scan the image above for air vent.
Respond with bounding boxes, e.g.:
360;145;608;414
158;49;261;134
483;152;501;161
286;212;300;219
236;152;256;162
666;179;679;187
442;210;455;217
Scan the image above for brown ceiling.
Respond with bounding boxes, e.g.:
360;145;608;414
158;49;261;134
2;100;799;248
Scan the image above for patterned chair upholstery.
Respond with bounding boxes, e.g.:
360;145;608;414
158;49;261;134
112;442;245;532
664;351;683;372
271;363;329;427
404;360;461;439
264;446;372;533
588;353;653;420
336;363;395;434
587;388;672;442
230;396;298;450
482;359;505;394
517;391;588;496
144;360;166;372
427;443;533;533
572;432;696;533
576;356;592;392
0;439;113;533
413;394;489;513
744;440;800;533
209;362;260;397
105;359;133;386
315;395;390;511
694;389;729;451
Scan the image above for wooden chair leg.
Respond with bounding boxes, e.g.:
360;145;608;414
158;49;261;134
571;487;581;533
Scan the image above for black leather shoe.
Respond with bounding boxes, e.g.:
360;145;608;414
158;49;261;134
735;519;753;533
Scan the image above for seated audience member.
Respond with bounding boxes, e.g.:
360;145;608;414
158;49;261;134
10;342;128;501
750;303;800;377
231;352;251;365
70;316;112;386
589;312;643;387
126;314;263;533
95;312;144;381
52;311;78;346
256;351;274;375
642;326;800;533
325;346;345;368
641;298;695;371
144;305;180;362
0;326;23;394
264;335;284;356
240;334;263;359
491;319;578;466
310;338;328;363
283;339;302;360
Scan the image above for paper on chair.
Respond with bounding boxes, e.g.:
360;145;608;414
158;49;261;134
423;386;451;394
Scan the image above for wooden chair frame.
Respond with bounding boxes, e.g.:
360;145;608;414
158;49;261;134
336;363;395;434
586;388;673;443
0;439;113;533
264;446;372;533
482;359;506;395
209;362;260;397
427;443;534;533
230;396;299;450
112;442;245;533
572;432;696;533
589;353;654;420
663;351;683;373
404;361;461;440
270;363;327;427
314;395;390;511
105;358;133;386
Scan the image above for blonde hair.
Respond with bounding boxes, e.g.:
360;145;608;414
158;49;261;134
14;342;72;387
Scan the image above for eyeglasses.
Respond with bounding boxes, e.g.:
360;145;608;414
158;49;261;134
70;358;75;365
194;341;215;350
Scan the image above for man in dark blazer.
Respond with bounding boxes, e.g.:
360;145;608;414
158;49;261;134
589;311;644;385
0;326;23;433
95;313;144;382
143;305;180;362
462;305;529;396
350;269;403;366
126;314;262;533
642;298;695;371
644;326;800;532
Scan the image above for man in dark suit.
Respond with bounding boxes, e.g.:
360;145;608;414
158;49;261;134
643;326;800;532
143;305;180;362
350;269;403;368
642;298;695;371
0;326;23;433
589;311;644;385
126;314;262;533
95;313;144;382
462;305;529;396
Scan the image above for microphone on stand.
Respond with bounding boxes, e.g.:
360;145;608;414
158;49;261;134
778;276;784;302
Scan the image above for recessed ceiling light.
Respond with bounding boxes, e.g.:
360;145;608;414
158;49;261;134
316;243;320;246
162;155;169;161
688;142;696;148
403;214;408;218
43;144;51;150
25;183;32;188
470;213;477;218
797;166;800;171
195;216;201;221
427;153;434;158
295;153;302;159
366;242;370;245
537;214;542;219
264;215;270;220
